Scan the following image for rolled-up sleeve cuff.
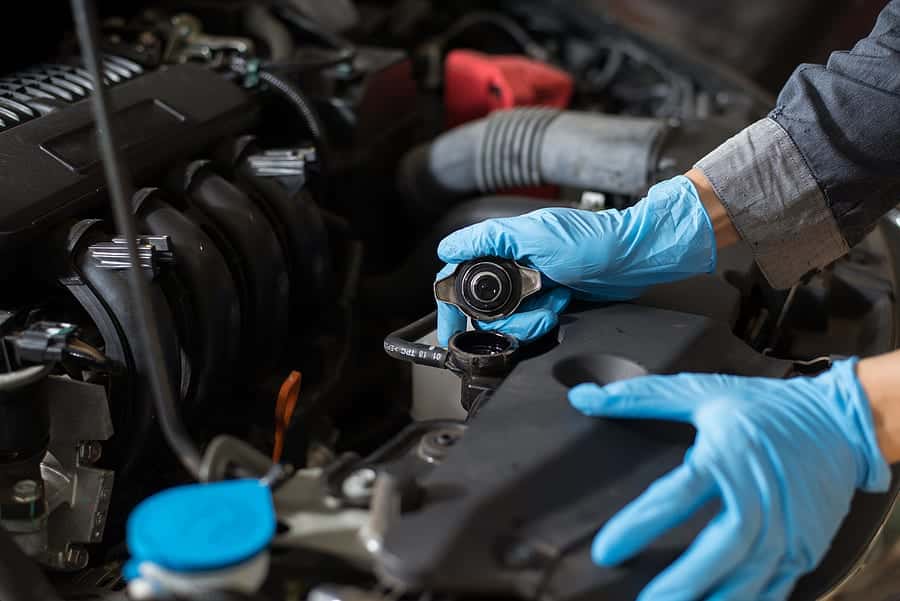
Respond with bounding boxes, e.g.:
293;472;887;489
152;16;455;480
694;117;849;289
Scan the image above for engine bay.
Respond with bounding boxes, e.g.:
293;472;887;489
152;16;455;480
1;2;899;600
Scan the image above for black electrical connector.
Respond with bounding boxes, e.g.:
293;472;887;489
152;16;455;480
4;322;115;372
69;0;202;478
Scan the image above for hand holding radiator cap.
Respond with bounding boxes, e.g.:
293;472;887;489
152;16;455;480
434;175;718;345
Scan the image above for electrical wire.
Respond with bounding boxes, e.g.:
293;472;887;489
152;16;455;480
69;0;202;479
439;11;547;61
63;338;117;371
257;70;329;153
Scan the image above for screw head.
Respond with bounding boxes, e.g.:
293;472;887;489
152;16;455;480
418;427;466;464
12;480;40;504
77;441;102;465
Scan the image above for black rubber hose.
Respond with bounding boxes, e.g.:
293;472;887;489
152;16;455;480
0;525;62;601
257;70;330;168
0;364;51;390
438;11;547;62
70;0;202;478
398;108;670;219
273;4;358;53
383;312;448;369
246;4;295;62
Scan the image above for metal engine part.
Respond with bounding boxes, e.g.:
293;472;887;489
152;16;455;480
0;375;113;571
37;379;114;571
2;3;898;601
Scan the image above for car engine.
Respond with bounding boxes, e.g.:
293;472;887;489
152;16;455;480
0;2;898;600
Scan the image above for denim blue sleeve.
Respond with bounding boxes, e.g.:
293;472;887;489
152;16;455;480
773;0;900;247
695;1;900;289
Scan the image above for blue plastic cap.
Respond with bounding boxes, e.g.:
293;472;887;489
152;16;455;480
126;479;276;573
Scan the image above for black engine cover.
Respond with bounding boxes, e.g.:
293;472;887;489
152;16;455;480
0;63;257;252
377;303;900;600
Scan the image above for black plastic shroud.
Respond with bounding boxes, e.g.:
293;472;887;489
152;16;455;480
0;63;257;252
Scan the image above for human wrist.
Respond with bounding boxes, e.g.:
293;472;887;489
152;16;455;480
685;168;741;249
825;358;892;492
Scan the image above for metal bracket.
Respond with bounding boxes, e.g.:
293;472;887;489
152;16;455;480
273;468;372;567
247;147;317;179
164;14;254;64
88;235;174;276
37;377;114;571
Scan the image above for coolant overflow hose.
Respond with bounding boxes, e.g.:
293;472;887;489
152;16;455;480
383;311;448;368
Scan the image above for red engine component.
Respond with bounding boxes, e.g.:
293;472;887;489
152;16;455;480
444;49;574;128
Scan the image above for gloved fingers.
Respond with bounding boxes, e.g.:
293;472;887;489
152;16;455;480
637;510;754;601
591;462;716;566
437;218;524;263
704;551;781;601
436;263;467;346
569;374;701;422
437;301;468;347
476;287;572;342
435;263;456;280
759;567;802;601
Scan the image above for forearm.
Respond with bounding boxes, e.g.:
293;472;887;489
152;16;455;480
679;167;900;465
689;0;900;289
858;350;900;464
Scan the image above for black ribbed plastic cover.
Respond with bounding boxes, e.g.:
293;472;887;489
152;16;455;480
0;63;257;252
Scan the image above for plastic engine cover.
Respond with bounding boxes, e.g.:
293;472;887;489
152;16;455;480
377;303;900;601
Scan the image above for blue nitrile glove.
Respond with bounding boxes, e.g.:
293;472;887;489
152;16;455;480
569;359;892;601
435;175;716;345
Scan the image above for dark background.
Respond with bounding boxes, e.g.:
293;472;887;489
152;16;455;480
4;0;891;93
585;0;890;92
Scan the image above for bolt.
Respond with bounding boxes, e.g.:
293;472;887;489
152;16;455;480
12;480;40;504
342;468;377;501
436;432;457;447
77;441;102;465
64;545;89;570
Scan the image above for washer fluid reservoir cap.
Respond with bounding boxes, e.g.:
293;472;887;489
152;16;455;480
126;479;275;573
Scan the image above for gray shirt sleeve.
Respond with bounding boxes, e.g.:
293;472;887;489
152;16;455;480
694;0;900;289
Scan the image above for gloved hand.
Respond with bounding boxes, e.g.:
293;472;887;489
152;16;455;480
435;175;716;345
569;359;892;601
